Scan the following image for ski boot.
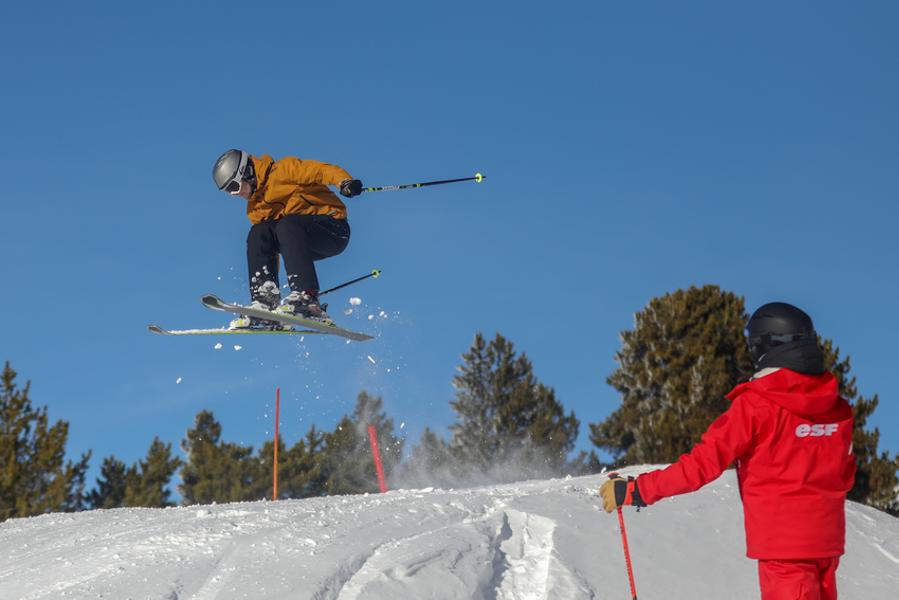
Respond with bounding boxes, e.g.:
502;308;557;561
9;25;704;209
276;290;333;325
227;301;288;330
229;282;286;330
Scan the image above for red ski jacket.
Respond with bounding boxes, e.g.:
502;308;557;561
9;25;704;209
637;368;856;559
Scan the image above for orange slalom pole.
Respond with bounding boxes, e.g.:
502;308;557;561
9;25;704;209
367;424;388;493
273;387;280;501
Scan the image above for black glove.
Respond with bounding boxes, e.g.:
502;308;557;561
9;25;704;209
339;179;363;198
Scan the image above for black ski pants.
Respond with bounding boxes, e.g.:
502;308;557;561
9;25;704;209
246;214;350;301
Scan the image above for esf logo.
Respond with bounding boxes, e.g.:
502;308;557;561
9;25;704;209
795;424;839;438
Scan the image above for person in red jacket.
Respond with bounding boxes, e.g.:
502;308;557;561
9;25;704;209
599;302;856;600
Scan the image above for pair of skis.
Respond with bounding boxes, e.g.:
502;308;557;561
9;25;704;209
148;295;372;342
148;270;381;342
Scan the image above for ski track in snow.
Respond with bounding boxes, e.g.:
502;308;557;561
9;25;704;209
1;471;897;599
873;543;899;565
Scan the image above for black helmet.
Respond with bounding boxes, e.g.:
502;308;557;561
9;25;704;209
212;149;255;193
746;302;825;375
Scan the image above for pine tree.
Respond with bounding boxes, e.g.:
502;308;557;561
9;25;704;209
180;411;257;504
282;425;326;498
821;340;898;512
87;457;128;509
254;425;326;500
449;333;580;482
590;286;754;464
319;392;403;495
123;437;181;508
566;450;605;476
400;427;457;488
87;440;181;509
0;361;90;521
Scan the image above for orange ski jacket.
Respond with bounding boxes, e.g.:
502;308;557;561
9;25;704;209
245;154;352;225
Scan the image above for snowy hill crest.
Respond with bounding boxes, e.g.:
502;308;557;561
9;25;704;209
1;469;897;599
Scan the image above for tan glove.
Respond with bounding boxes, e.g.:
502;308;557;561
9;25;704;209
598;475;645;513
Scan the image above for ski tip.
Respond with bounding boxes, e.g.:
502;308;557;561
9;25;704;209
148;324;168;335
201;294;228;309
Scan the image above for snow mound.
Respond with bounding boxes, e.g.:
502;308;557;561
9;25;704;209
1;468;897;599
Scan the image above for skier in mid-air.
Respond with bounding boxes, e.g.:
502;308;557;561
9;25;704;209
600;302;856;600
211;149;362;328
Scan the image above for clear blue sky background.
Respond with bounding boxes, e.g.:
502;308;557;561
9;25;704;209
2;2;897;490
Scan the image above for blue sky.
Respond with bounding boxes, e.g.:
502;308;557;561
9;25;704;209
1;1;897;488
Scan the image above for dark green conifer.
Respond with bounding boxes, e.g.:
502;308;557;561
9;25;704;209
821;340;898;512
0;361;90;521
590;286;754;464
449;333;579;481
282;425;326;498
87;457;128;509
123;437;181;508
180;410;256;504
566;450;605;476
319;392;403;495
254;425;326;500
400;427;457;488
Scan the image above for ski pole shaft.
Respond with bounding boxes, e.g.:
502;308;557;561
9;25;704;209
362;172;485;193
319;269;382;297
617;506;638;600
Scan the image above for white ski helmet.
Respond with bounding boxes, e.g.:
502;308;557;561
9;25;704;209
212;149;252;193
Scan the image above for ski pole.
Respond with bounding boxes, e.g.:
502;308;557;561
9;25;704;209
319;269;382;297
362;172;485;193
617;505;638;600
607;472;638;599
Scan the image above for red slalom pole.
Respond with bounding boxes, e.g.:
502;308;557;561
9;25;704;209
617;505;638;599
367;424;388;493
273;387;280;501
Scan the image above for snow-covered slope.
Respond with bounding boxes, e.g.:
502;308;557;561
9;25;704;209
1;468;897;599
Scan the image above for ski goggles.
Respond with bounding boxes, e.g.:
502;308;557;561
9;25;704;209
224;178;242;194
221;152;251;195
747;330;815;356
